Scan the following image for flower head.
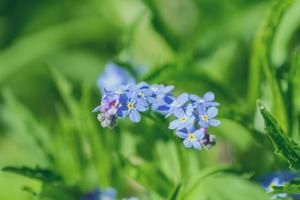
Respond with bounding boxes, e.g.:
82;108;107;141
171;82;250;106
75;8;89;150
168;104;195;130
117;92;148;123
198;105;220;128
176;126;205;150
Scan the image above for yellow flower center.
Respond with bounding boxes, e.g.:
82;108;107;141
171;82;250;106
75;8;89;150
188;133;196;141
127;103;134;110
181;116;187;123
201;115;209;121
116;89;122;94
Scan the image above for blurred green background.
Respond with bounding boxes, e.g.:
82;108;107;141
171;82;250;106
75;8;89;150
0;0;300;199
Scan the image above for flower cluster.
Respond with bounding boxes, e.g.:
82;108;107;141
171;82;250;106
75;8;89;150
93;82;221;150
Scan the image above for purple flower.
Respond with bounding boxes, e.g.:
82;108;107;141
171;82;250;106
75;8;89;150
176;126;205;150
198;105;220;128
97;63;135;94
117;92;148;123
157;93;189;117
168;104;195;130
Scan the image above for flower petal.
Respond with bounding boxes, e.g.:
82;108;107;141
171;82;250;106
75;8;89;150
173;108;185;118
207;107;218;118
176;93;189;105
163;85;175;93
204;92;215;101
169;119;180;129
209;119;221;126
183;138;192;148
92;105;100;112
194;130;205;140
129;110;141;123
192;140;201;150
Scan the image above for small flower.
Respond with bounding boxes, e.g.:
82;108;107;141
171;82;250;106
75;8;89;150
190;91;219;108
148;84;175;106
157;93;189;117
176;126;205;150
168;104;195;130
198;105;221;128
82;188;116;200
97;63;135;94
117;92;148;123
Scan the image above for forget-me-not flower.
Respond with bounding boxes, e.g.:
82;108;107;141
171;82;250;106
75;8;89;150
176;126;205;150
168;104;195;130
117;93;148;123
198;105;220;128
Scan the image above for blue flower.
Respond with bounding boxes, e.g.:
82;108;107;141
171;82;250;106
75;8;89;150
198;105;220;128
117;92;148;123
168;104;195;130
190;92;219;108
157;93;189;117
132;82;153;105
97;63;135;94
176;126;205;150
149;84;175;113
82;188;116;200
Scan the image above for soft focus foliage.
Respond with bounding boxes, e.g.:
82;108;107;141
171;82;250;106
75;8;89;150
1;0;300;199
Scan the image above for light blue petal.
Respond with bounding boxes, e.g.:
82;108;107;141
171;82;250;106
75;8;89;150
194;130;204;139
173;108;185;118
192;140;201;150
189;94;200;102
183;139;192;148
169;119;180;129
186;104;194;116
199;120;208;128
176;93;189;105
92;105;100;112
163;85;175;93
176;130;188;138
207;107;218;118
129;110;141;123
204;92;215;101
209;119;221;126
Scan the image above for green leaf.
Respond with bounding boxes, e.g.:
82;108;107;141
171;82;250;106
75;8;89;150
2;166;62;183
167;184;182;200
184;173;270;200
257;100;300;169
142;0;180;51
248;0;295;131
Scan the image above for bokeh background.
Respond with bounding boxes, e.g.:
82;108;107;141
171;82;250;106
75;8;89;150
0;0;300;199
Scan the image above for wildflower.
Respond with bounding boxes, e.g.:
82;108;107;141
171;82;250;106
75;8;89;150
258;171;300;200
168;104;195;130
117;92;148;123
93;79;221;151
82;188;116;200
176;126;205;150
97;63;135;94
198;105;220;128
